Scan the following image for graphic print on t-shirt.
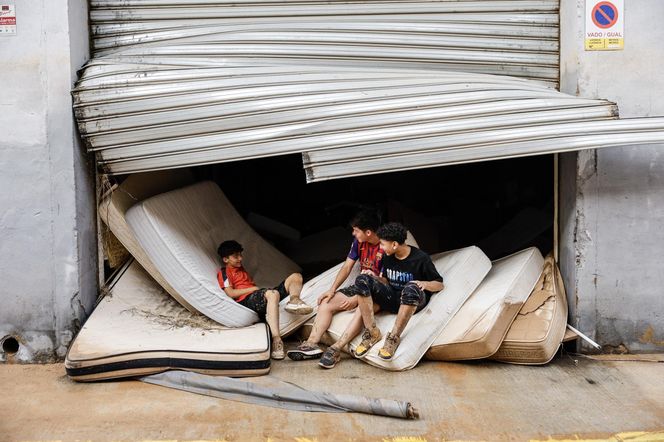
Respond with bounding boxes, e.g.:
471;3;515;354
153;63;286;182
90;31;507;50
385;268;414;291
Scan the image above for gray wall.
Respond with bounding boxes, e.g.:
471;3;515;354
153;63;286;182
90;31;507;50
560;1;664;352
0;0;96;362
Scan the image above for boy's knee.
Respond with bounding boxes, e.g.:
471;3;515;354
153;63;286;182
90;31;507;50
264;289;279;301
318;301;334;314
289;273;303;284
354;274;373;297
400;282;424;306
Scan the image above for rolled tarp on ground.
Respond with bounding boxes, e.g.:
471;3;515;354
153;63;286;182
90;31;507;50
141;370;419;419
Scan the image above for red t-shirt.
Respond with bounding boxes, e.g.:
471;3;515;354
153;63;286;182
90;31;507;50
217;265;257;302
347;238;384;275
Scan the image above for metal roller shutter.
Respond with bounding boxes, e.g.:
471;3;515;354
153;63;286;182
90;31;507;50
76;1;664;178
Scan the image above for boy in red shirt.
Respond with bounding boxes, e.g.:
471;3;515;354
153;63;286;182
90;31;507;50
287;210;384;361
217;240;311;360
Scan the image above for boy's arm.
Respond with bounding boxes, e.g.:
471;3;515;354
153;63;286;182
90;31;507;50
223;286;259;300
412;280;444;292
318;258;355;304
412;257;444;292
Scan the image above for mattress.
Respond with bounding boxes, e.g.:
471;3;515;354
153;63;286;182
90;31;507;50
491;254;568;365
65;260;271;382
99;169;197;312
125;180;302;327
308;246;491;371
425;247;544;361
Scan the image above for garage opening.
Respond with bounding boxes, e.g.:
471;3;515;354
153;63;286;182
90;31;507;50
169;153;555;280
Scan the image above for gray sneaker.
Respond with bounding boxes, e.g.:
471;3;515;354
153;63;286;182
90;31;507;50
287;342;323;361
318;347;341;369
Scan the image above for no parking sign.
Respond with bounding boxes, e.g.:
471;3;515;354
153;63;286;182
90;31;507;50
585;0;624;50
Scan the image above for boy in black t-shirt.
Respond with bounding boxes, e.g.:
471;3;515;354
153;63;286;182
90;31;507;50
319;222;444;368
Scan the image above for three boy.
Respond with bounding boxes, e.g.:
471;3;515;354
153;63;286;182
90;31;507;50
217;219;444;368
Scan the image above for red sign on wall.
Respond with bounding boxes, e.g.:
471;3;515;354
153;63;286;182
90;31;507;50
0;4;16;35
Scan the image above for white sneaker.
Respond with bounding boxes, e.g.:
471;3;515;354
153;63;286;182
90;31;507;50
284;298;313;315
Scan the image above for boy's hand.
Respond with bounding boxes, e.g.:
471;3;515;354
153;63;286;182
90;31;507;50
317;289;334;305
360;269;377;277
338;297;353;310
411;280;427;290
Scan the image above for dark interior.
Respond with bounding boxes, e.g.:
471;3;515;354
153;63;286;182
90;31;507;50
188;154;554;279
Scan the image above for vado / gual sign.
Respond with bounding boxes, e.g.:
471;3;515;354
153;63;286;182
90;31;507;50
585;0;624;50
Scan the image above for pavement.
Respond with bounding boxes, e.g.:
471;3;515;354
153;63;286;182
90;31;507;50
1;352;663;441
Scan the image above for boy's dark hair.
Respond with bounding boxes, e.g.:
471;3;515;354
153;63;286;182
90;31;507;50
349;209;381;232
218;240;243;259
376;222;407;244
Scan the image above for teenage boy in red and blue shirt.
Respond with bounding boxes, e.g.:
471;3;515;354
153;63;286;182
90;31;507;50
287;209;384;361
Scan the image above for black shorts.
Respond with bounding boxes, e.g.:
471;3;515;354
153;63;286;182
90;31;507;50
346;274;429;314
238;281;288;318
338;286;358;297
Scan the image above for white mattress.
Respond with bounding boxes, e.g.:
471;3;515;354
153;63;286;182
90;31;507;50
426;247;544;361
65;260;271;381
125;180;303;327
99;169;198;313
319;246;491;371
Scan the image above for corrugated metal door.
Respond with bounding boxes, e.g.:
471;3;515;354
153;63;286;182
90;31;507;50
75;1;664;179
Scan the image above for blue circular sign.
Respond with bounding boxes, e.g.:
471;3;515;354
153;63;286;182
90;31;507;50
592;2;619;29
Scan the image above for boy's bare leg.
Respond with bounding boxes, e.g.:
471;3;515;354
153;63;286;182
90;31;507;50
284;273;303;300
319;304;380;368
330;305;377;351
357;294;377;330
306;293;358;345
379;304;417;360
353;297;383;357
329;309;362;351
284;273;312;314
391;304;417;338
265;289;284;359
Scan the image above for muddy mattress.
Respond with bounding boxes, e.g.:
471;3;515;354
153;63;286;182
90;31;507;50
426;247;544;361
65;261;271;381
491;255;568;365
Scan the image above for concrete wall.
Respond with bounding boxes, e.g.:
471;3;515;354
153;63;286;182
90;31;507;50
0;0;96;362
560;1;664;352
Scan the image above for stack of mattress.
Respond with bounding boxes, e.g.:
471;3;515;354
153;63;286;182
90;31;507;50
81;173;568;380
425;247;544;361
305;246;492;371
65;260;271;381
491;254;568;365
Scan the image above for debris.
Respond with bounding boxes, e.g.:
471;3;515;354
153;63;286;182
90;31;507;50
141;370;419;419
